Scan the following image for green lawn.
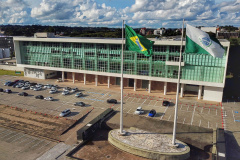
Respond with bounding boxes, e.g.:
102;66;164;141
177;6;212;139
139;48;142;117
0;70;24;76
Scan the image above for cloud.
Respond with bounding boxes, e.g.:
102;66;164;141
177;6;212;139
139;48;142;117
0;0;240;27
128;0;240;27
0;0;35;24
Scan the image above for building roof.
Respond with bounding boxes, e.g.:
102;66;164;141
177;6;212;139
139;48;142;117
13;36;230;46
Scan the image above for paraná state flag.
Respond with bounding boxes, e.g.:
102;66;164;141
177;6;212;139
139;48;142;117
125;24;154;57
185;24;225;58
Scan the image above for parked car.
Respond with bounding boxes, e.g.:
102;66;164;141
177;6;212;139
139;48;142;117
44;84;53;89
63;87;71;91
134;106;144;115
0;88;4;92
148;109;156;117
74;102;86;107
30;86;36;90
29;83;37;86
8;82;15;86
35;95;44;99
62;90;70;95
12;83;20;88
22;86;30;90
16;83;24;88
71;87;78;93
18;92;28;96
162;100;170;106
4;89;12;93
4;81;11;86
75;92;83;97
44;96;53;101
107;99;117;104
57;78;62;82
35;84;43;88
49;89;57;94
59;109;71;117
24;81;30;85
34;87;42;91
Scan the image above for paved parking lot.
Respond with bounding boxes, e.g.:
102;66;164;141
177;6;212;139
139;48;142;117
0;75;120;121
0;75;223;130
1;75;240;159
0;127;56;160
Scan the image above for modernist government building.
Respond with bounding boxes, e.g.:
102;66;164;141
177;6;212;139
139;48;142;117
13;33;230;102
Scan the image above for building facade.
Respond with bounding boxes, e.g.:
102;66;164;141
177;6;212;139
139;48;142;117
13;36;230;102
0;36;14;59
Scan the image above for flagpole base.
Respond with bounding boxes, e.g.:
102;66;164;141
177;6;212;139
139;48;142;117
170;143;179;149
118;130;127;136
109;128;190;160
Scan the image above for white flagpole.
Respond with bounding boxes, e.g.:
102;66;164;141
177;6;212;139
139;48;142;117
172;19;184;145
120;20;124;134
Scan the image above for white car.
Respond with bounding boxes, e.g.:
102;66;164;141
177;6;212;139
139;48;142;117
71;88;78;93
62;90;70;95
44;96;53;101
59;109;71;117
134;107;144;115
36;84;43;88
30;86;35;90
34;87;42;91
75;92;83;97
49;89;57;94
21;86;29;90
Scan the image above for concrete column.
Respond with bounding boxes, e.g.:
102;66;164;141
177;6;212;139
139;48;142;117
84;73;86;85
62;71;64;82
134;79;137;91
198;85;202;99
95;75;98;86
180;83;184;97
108;76;110;88
148;80;151;93
72;72;75;84
164;82;167;95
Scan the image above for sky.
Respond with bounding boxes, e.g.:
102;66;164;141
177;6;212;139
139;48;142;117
0;0;240;28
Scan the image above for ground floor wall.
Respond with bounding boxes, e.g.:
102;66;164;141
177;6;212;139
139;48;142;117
203;86;223;102
24;68;45;79
24;68;224;102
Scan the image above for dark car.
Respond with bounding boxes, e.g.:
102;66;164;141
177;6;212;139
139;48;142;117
30;83;37;86
74;102;86;107
162;100;170;106
4;89;12;93
0;88;3;92
4;81;11;86
18;92;28;96
107;99;118;104
8;82;16;86
35;95;44;99
148;109;156;117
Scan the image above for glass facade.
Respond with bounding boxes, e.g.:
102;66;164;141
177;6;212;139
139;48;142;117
19;41;227;83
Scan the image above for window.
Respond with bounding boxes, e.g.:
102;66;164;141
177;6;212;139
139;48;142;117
110;44;121;50
96;44;107;49
153;46;167;52
152;55;166;61
169;46;180;52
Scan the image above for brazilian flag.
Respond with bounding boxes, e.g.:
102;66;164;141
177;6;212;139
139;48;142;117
125;24;154;57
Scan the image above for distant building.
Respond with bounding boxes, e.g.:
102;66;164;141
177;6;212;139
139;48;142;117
217;32;239;39
200;27;216;34
146;30;153;36
34;32;55;38
0;37;14;59
153;28;165;36
140;28;146;35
